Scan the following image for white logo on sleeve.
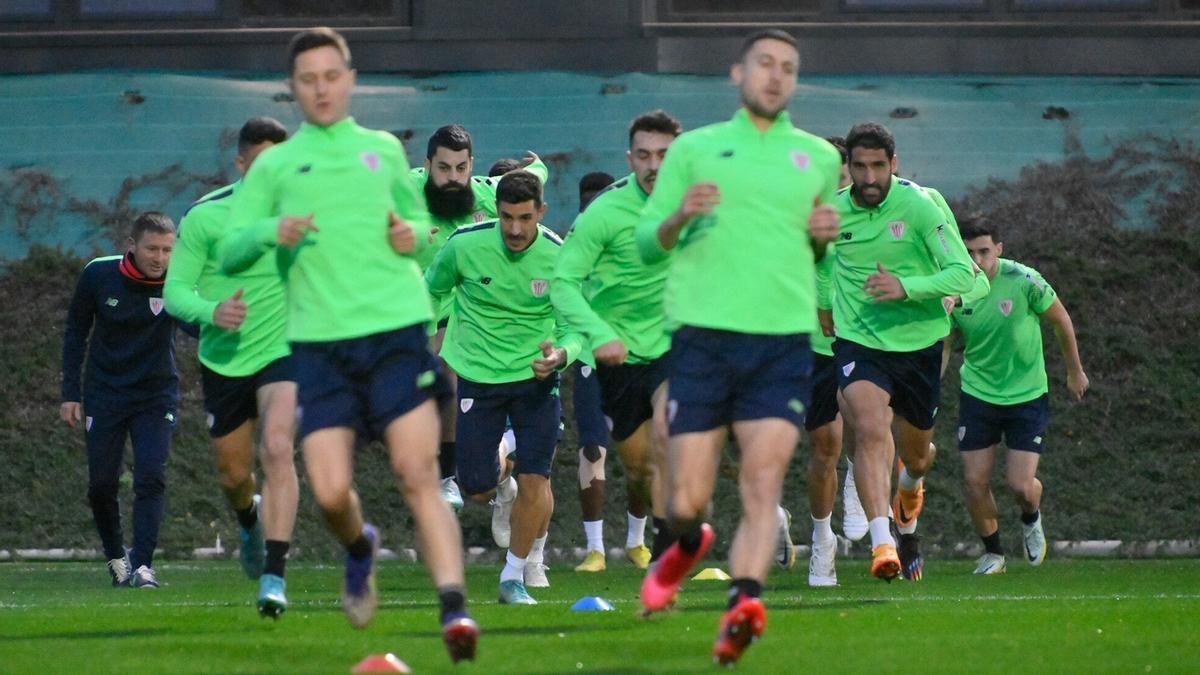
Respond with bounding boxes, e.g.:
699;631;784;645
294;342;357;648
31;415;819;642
957;426;966;441
85;416;93;431
530;279;549;297
149;297;164;315
206;413;215;429
998;299;1013;316
460;398;474;414
580;366;593;378
842;361;856;377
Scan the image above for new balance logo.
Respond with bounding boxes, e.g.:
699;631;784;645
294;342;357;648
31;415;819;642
297;164;312;174
480;277;492;285
105;297;119;307
720;150;734;158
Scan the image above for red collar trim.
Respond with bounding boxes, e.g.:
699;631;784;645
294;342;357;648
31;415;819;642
119;251;165;286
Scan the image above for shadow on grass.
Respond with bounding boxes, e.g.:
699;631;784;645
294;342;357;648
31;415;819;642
0;627;172;642
674;598;891;613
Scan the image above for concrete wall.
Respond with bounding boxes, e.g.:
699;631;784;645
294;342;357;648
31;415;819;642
2;70;1197;258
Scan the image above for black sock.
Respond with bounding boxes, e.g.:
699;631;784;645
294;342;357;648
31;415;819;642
438;585;467;623
982;529;1004;556
650;517;674;561
677;524;704;554
438;442;456;480
347;534;372;560
1020;510;1040;525
264;540;290;577
234;501;258;531
727;578;762;609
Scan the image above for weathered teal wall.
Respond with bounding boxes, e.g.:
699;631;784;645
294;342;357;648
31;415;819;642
2;71;1197;257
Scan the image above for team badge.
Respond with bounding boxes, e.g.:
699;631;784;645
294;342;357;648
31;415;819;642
360;152;380;172
888;221;906;240
581;366;593;378
958;426;966;441
791;151;810;170
667;400;679;424
149;297;164;315
472;211;486;223
998;299;1013;316
842;362;856;377
460;398;474;414
85;416;93;432
530;279;549;297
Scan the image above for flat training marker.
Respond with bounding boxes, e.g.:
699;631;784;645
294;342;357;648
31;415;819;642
692;568;731;581
571;596;615;611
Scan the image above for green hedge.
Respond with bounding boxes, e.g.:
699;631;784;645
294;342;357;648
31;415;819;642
2;136;1196;559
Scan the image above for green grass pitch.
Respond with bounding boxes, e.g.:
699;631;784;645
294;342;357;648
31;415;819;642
1;559;1197;673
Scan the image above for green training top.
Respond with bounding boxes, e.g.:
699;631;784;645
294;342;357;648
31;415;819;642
951;258;1057;405
830;176;978;352
219;117;433;343
636;109;842;335
425;221;585;384
409;158;549;270
552;173;670;365
922;184;990;306
164;181;289;376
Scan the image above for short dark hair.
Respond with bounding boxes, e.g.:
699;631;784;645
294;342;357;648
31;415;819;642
579;171;616;211
287;27;351;75
738;29;798;61
496;170;542;208
845;122;896;160
628;109;682;146
237;117;288;155
131;211;176;242
426;124;473;160
825;136;848;164
488;158;520;177
959;213;999;243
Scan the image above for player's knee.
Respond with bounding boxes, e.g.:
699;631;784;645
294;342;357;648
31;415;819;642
215;453;253;489
962;474;990;498
260;429;296;467
133;470;166;498
577;444;607;489
1006;475;1035;499
310;478;352;514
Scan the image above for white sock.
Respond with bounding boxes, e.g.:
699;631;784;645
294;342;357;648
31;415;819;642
869;517;895;549
626;513;647;548
898;466;922;492
583;520;604;553
776;504;788;526
529;534;547;565
496;475;517;502
501;550;526;583
811;514;835;543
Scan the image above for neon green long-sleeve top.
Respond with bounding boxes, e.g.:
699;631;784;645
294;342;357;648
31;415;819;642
219;117;433;343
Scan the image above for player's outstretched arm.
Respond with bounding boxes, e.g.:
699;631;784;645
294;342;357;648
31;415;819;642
61;264;95;413
552;214;621;353
1040;297;1089;400
423;236;461;311
163;212;220;326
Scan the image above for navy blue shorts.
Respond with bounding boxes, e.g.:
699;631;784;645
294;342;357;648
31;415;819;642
456;376;561;496
667;326;812;434
200;355;294;438
597;356;668;442
804;353;839;432
572;363;610;448
291;324;445;442
958;392;1050;453
833;339;942;431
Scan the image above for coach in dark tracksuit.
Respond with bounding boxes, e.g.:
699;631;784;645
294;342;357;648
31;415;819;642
61;212;185;589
